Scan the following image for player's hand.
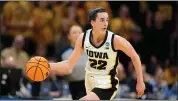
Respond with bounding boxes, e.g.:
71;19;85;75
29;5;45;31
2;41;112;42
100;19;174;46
136;81;145;98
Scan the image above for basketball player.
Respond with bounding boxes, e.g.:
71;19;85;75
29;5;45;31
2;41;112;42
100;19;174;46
50;8;145;100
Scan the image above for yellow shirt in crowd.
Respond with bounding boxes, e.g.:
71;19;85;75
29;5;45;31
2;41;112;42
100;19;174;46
1;47;29;72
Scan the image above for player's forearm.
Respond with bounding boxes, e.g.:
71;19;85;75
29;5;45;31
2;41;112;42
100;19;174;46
49;60;73;76
131;54;144;82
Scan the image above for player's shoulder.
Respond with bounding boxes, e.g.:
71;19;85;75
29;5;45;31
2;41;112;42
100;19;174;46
109;30;129;50
78;29;92;48
107;30;118;37
114;34;127;42
84;29;92;34
107;30;124;41
80;29;91;38
81;29;91;48
113;34;128;46
106;30;121;51
107;29;114;33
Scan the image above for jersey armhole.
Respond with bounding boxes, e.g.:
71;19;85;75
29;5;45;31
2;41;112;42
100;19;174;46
111;34;117;52
82;31;87;49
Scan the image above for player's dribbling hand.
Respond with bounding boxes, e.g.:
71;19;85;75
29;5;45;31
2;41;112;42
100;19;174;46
136;81;145;98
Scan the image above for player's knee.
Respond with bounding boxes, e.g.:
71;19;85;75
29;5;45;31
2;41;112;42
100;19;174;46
79;95;92;100
79;92;100;100
79;96;87;100
79;96;94;100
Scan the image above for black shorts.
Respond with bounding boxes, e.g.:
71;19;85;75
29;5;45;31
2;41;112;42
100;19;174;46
92;87;118;100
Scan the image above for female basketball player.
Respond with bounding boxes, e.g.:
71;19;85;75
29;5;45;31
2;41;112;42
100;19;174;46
50;8;145;100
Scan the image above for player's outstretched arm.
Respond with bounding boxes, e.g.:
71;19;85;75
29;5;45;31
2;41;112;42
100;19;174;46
49;34;84;76
114;35;145;98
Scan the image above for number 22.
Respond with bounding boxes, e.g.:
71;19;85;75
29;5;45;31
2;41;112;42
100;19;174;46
89;59;107;70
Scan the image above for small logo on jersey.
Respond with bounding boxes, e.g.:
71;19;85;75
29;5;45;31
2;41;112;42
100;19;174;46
105;42;109;49
85;45;91;49
105;42;110;46
105;47;109;49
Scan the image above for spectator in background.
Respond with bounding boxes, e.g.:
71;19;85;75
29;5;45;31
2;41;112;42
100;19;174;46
170;81;178;99
0;11;13;51
61;25;87;100
51;1;69;35
1;56;16;68
1;35;29;97
84;1;112;20
54;24;71;62
163;62;178;88
111;5;136;40
0;56;21;97
32;1;54;45
129;26;146;62
53;2;76;62
110;5;137;75
54;19;71;62
68;1;88;28
146;55;158;76
149;67;170;99
150;11;170;62
2;1;35;56
142;11;154;62
116;63;127;84
1;35;30;95
145;11;153;29
2;1;33;38
1;35;29;72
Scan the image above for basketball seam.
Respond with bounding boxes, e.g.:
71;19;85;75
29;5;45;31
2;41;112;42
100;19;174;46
27;62;50;71
34;57;41;81
38;66;44;80
34;58;47;62
26;66;38;75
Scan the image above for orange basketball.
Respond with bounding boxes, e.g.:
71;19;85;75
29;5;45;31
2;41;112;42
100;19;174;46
25;56;50;82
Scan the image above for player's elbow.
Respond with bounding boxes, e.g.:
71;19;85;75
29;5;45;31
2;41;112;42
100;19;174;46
66;61;74;75
67;66;73;75
66;58;77;75
68;69;73;74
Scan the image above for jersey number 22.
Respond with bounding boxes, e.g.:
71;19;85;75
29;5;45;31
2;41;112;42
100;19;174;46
89;59;107;70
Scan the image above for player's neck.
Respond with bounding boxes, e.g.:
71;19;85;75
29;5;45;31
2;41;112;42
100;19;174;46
92;30;105;42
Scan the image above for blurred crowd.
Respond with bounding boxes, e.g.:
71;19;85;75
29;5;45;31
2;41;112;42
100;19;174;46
0;1;177;100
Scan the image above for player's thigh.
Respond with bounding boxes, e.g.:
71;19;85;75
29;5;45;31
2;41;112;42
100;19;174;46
92;87;117;100
79;92;100;100
85;73;93;94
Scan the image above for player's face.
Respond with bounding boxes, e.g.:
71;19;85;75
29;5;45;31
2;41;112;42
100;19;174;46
68;26;83;45
91;12;109;34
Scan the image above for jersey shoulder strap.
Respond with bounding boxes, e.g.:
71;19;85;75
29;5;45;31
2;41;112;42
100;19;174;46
82;30;87;48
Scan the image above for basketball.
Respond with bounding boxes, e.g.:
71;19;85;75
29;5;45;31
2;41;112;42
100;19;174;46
25;56;50;82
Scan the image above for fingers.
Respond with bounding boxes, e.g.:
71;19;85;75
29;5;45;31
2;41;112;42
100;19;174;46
137;92;142;98
137;90;144;98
